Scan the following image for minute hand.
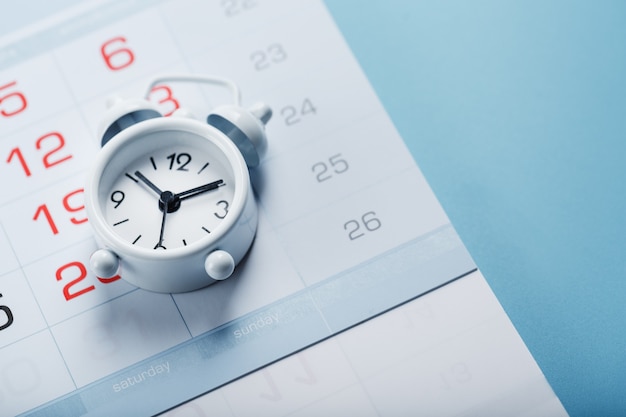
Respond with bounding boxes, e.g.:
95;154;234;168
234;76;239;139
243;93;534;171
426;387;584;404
176;179;224;200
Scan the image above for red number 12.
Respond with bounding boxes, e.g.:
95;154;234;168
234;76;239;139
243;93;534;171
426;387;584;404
6;132;73;177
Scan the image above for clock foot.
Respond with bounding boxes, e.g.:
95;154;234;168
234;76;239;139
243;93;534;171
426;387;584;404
204;250;235;281
90;249;120;278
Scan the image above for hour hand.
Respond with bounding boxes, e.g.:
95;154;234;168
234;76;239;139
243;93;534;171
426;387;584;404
135;171;163;196
176;179;224;201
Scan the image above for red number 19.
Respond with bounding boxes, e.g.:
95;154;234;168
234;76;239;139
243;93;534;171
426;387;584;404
33;188;87;235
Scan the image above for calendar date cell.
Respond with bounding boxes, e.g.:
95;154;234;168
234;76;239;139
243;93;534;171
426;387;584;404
0;110;97;203
0;178;94;265
253;60;382;159
0;271;47;349
337;272;497;380
53;9;182;101
51;290;190;387
79;61;210;137
0;55;75;136
256;114;416;227
276;166;450;286
173;230;304;337
0;331;75;416
22;239;135;325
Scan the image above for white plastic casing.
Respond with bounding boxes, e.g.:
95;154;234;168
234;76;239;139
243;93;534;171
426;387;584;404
208;103;270;167
85;117;258;293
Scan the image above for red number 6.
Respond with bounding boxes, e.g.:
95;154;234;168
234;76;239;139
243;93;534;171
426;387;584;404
100;36;135;71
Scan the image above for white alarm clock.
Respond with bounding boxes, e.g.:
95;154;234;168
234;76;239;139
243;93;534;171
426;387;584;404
84;75;271;293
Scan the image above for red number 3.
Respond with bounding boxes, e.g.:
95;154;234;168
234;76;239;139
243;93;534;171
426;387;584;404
100;36;135;71
0;81;28;117
149;85;180;117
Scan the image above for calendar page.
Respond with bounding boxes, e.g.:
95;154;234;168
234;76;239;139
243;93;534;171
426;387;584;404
0;1;567;416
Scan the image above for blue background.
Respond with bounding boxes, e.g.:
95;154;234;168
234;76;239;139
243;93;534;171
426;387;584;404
324;1;626;415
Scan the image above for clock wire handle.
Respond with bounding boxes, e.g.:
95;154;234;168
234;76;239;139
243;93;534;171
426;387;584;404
144;74;242;106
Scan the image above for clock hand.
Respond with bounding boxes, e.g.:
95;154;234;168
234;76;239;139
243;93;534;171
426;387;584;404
175;179;224;201
154;207;168;249
135;171;163;196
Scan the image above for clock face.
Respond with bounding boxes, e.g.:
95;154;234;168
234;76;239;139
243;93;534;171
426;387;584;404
97;127;242;252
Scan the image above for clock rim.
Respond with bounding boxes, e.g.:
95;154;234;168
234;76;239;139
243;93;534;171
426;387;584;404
85;116;252;261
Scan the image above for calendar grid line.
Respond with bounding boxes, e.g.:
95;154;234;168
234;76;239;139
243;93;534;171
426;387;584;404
67;58;184;108
153;5;217;120
2;214;90;267
48;48;103;156
0;109;87;141
332;338;387;417
46;325;80;390
0;222;23;278
0;167;88;211
258;91;384;164
169;292;193;339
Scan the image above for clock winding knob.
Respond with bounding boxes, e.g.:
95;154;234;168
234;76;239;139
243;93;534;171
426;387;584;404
204;250;235;281
90;249;120;278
